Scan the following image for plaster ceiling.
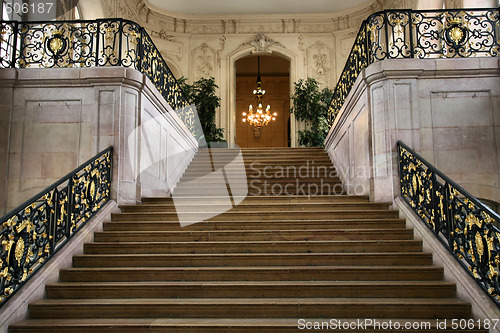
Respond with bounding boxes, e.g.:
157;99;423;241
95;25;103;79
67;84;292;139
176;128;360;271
147;0;371;16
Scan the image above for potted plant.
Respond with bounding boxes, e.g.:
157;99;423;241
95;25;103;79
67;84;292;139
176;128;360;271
290;78;333;147
178;77;225;145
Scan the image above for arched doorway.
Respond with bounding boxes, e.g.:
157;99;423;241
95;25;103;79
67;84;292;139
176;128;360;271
235;55;290;148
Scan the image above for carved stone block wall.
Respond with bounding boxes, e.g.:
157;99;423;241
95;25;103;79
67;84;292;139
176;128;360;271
0;67;197;214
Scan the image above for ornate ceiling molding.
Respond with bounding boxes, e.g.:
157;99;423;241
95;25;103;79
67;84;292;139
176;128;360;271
239;34;286;54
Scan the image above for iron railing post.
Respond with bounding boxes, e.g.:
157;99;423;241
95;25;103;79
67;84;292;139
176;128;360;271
444;181;454;250
383;10;389;59
11;21;18;68
118;19;123;66
409;10;415;58
48;189;57;255
95;19;100;67
136;25;143;72
430;173;439;235
65;177;73;239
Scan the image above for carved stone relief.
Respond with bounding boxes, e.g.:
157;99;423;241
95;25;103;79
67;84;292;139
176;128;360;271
137;0;150;22
150;30;175;41
188;23;223;35
149;15;175;33
239;34;285;53
193;43;216;79
300;20;334;33
238;22;282;34
307;42;331;87
117;0;136;21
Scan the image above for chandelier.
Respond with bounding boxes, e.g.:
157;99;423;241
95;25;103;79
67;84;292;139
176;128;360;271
242;56;277;137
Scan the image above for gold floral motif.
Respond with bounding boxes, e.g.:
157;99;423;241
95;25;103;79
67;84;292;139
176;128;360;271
3;217;15;227
16;219;29;233
474;232;484;258
129;31;140;46
466;214;482;229
21;269;28;282
49;37;64;54
14;239;25;264
104;26;114;42
0;28;7;43
449;27;464;44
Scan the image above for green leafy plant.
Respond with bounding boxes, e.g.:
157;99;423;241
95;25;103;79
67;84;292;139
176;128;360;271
178;77;225;143
290;78;333;147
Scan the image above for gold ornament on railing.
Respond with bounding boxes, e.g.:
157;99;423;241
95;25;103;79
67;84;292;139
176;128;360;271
242;56;277;137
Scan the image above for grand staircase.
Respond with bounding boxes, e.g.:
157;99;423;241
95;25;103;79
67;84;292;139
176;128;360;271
10;148;483;332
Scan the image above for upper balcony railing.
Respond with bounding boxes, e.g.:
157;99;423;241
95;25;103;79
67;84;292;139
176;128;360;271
0;18;196;133
328;7;500;125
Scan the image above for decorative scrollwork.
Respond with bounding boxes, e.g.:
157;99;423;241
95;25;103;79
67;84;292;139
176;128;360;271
0;147;112;307
327;7;500;124
398;141;500;306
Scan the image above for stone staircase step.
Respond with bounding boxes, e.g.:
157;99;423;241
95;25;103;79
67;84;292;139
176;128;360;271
174;189;347;196
111;210;400;222
27;298;471;319
8;318;487;333
102;219;406;231
189;156;333;161
181;170;338;177
45;280;456;299
72;252;433;267
93;229;414;242
84;240;423;254
141;195;370;205
176;178;342;186
118;202;391;213
59;266;444;282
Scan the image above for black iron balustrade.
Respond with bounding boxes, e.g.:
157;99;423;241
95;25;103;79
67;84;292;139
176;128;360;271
0;147;112;307
0;18;197;133
397;141;500;306
328;7;500;124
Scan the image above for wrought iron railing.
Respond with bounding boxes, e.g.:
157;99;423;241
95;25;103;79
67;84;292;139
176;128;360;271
0;147;112;307
328;7;500;124
397;141;500;306
0;18;196;132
